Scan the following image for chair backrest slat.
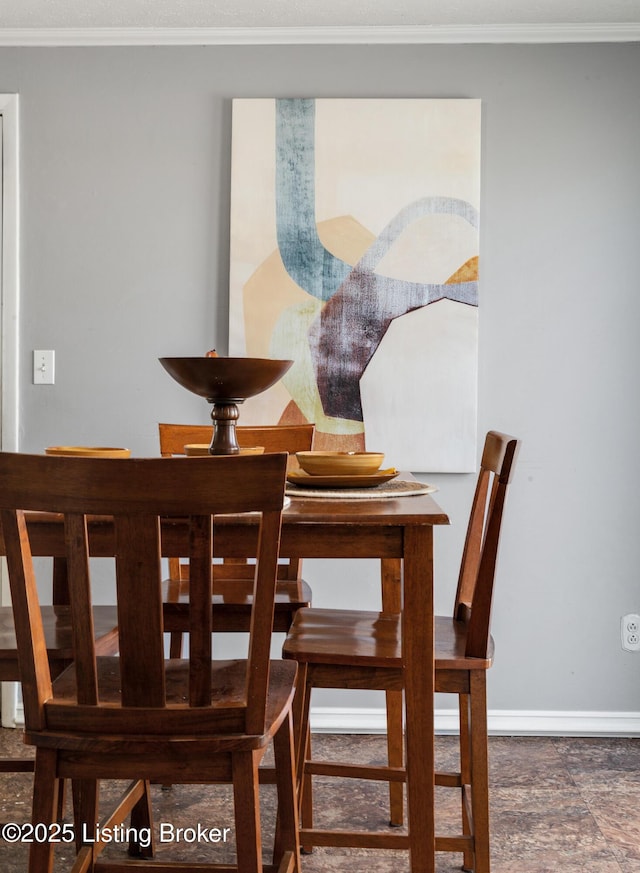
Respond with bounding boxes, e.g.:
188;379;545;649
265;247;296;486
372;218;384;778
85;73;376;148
454;469;490;618
245;509;282;734
453;431;520;659
114;514;166;707
0;509;52;730
0;452;287;736
64;512;99;705
188;514;214;706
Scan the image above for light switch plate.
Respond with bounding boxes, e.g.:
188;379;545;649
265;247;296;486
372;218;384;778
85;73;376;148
33;350;55;385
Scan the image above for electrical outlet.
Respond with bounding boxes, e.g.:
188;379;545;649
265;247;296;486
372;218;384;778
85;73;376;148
621;614;640;652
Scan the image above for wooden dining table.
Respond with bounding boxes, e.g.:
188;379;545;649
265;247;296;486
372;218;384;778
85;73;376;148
4;485;449;873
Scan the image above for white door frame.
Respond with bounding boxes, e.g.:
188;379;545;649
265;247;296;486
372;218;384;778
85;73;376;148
0;93;19;455
0;93;20;726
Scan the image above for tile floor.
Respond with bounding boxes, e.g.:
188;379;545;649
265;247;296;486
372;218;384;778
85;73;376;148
0;727;638;872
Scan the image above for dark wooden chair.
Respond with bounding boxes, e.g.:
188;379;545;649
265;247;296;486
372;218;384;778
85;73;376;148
0;608;119;758
0;451;300;873
283;430;520;873
0;561;119;781
158;422;315;656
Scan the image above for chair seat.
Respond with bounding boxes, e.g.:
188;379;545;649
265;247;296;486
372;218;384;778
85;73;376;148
0;605;119;680
42;657;298;753
162;577;312;609
282;607;494;671
162;578;313;633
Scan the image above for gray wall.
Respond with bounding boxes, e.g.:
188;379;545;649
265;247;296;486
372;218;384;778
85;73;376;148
1;42;639;721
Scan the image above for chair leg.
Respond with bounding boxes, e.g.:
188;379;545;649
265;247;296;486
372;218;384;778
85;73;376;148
272;710;300;871
128;780;155;858
168;631;183;658
459;691;474;872
72;778;99;853
291;663;309;796
469;671;490;873
56;777;67;822
299;733;314;854
291;665;314;854
29;747;58;873
385;688;404;826
233;749;264;873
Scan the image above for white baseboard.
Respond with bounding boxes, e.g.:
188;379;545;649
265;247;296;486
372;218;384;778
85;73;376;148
310;706;640;737
5;701;640;737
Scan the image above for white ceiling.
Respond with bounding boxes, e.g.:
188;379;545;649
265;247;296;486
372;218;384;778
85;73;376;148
1;0;639;43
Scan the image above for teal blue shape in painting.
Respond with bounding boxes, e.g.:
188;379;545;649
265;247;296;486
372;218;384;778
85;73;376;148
275;99;350;303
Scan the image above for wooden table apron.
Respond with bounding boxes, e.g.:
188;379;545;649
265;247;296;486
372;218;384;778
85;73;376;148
3;493;449;873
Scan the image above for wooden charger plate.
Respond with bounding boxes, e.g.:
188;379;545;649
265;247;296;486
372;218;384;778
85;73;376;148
286;469;399;489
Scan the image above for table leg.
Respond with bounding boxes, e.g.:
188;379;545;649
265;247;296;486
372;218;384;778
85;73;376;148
403;526;435;873
381;558;404;826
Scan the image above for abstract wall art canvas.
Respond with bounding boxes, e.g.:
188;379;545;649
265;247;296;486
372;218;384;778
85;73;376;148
229;98;481;472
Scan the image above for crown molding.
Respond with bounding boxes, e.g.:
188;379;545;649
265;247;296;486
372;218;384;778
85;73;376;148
0;22;638;47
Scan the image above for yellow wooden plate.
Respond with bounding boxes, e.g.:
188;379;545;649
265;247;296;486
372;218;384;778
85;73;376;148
45;446;131;458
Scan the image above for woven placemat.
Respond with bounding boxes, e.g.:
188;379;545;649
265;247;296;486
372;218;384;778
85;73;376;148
285;479;437;499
